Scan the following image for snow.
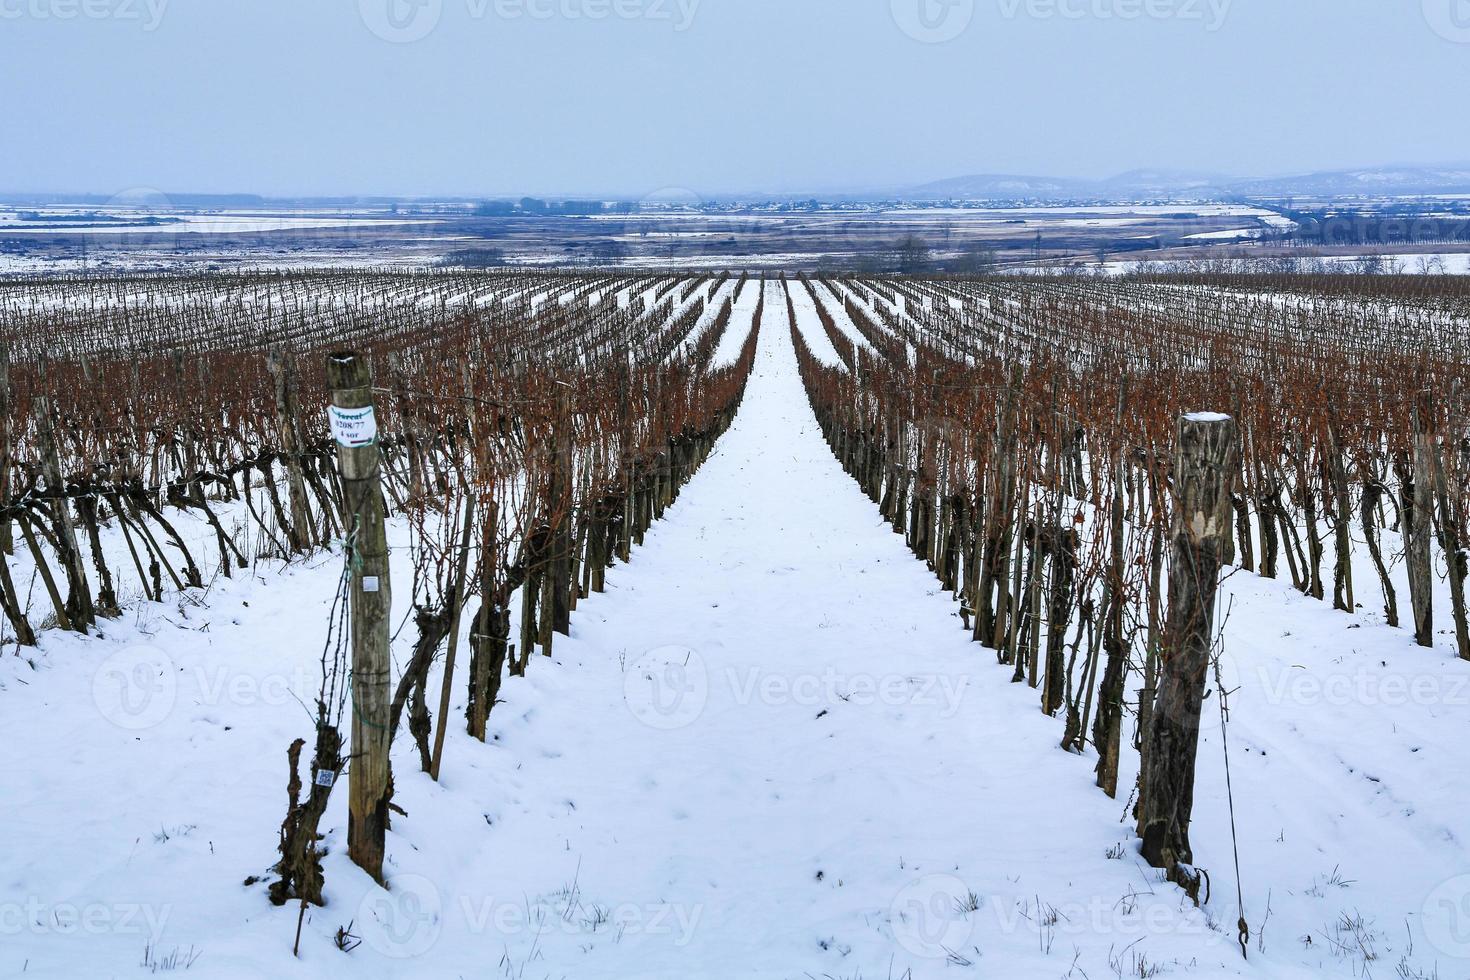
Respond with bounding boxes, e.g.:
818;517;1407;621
1;213;443;236
1100;252;1470;276
708;277;761;368
808;278;871;351
0;292;1467;978
1184;411;1232;422
785;277;843;367
1316;253;1470;275
1186;228;1262;241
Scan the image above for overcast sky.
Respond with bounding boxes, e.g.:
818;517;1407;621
3;0;1468;198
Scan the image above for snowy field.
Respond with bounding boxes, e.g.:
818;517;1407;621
1;290;1467;980
0;209;443;236
1102;252;1470;276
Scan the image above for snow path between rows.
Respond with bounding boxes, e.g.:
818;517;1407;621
3;295;1467;978
344;305;1232;978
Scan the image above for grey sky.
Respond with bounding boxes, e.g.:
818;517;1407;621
2;0;1468;198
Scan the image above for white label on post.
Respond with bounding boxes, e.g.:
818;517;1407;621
314;769;336;789
363;576;381;593
329;405;378;448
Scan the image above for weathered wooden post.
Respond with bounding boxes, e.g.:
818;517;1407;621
0;342;12;559
1428;386;1469;661
549;389;574;636
326;352;391;884
429;496;475;781
35;358;94;632
1407;401;1435;648
1140;412;1238;890
268;347;315;554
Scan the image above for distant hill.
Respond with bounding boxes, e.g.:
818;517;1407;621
905;173;1094;200
1224;166;1470;198
905;165;1470;202
906;170;1228;202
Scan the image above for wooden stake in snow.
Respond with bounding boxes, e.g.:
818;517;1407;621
1407;401;1435;648
327;352;392;885
1141;412;1238;889
430;496;476;781
268;347;315;554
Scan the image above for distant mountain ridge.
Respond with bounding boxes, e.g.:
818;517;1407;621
906;165;1470;202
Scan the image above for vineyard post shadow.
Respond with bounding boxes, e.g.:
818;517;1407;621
1141;412;1238;897
326;351;392;885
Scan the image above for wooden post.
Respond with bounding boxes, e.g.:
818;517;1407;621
1407;402;1435;648
1094;383;1129;797
35;360;94;632
549;391;574;636
1428;407;1469;660
268;347;315;553
0;342;13;558
429;496;475;781
1141;413;1238;884
326;352;392;885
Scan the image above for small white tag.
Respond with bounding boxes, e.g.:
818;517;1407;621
314;769;336;789
329;405;378;448
363;576;381;593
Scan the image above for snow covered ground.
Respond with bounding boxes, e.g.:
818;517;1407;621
0;210;443;236
1;302;1468;979
1102;252;1470;276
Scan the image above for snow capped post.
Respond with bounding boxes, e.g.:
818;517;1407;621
1140;411;1238;896
326;351;392;885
